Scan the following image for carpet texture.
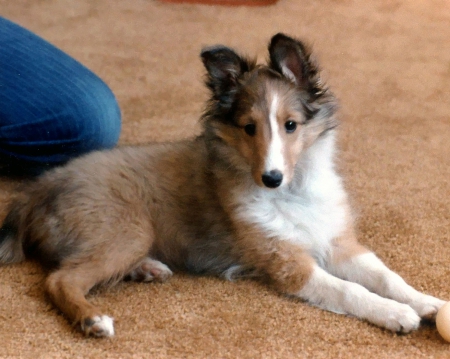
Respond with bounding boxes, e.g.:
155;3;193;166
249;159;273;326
1;0;450;358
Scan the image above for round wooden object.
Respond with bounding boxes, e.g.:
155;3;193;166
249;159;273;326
436;302;450;342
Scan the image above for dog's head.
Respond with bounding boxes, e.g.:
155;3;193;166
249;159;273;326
201;33;337;189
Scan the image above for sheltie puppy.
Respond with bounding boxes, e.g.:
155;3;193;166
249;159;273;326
0;33;445;337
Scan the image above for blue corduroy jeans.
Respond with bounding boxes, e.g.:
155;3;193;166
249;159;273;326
0;17;121;176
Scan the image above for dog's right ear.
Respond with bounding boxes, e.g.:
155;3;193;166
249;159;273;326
201;46;253;110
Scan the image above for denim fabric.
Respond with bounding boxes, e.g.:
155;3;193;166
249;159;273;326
0;17;121;176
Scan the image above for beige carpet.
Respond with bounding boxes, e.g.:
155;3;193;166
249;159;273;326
1;0;450;358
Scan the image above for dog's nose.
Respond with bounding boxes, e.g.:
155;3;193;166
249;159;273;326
262;170;283;188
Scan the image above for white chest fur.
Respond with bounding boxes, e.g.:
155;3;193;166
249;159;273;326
234;135;348;265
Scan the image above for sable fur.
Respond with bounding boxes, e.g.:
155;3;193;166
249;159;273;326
0;33;444;337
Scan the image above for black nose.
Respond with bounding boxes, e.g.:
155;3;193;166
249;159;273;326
262;170;283;188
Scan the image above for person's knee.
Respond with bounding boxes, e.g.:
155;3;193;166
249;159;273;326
72;76;121;154
0;76;121;177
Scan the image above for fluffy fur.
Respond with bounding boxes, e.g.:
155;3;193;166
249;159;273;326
0;33;445;337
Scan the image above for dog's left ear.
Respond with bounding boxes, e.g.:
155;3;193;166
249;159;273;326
201;46;253;110
269;33;322;98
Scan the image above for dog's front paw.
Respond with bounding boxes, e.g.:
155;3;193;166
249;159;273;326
408;294;446;321
371;301;420;333
81;315;114;337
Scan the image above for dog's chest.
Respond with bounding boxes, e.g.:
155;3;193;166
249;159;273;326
234;185;347;263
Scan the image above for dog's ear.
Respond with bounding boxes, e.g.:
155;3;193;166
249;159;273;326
270;33;338;131
269;33;322;99
201;46;253;110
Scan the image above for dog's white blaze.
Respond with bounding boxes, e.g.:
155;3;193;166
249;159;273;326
265;94;285;175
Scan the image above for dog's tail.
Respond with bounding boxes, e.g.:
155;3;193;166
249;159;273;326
0;196;28;264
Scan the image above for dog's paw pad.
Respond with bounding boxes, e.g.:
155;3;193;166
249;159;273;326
82;315;114;337
127;258;173;283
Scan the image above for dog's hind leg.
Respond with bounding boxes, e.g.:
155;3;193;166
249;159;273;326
45;264;118;337
125;257;173;283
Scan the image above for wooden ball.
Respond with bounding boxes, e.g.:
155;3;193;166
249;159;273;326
436;302;450;342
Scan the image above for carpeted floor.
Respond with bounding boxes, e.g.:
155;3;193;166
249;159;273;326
1;0;450;358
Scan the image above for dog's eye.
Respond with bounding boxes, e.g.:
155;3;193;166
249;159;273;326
285;121;297;133
244;124;256;136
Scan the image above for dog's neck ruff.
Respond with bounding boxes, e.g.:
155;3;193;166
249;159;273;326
230;132;347;265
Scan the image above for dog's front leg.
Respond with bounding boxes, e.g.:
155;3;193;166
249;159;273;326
297;263;421;332
326;233;446;321
235;230;421;332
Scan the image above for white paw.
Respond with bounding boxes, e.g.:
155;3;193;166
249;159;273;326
408;294;446;321
81;315;115;337
376;302;421;333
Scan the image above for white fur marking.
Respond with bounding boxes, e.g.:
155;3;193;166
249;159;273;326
298;266;421;333
265;94;285;177
329;252;446;319
83;315;115;337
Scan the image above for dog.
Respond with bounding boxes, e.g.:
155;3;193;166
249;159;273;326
0;33;445;337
